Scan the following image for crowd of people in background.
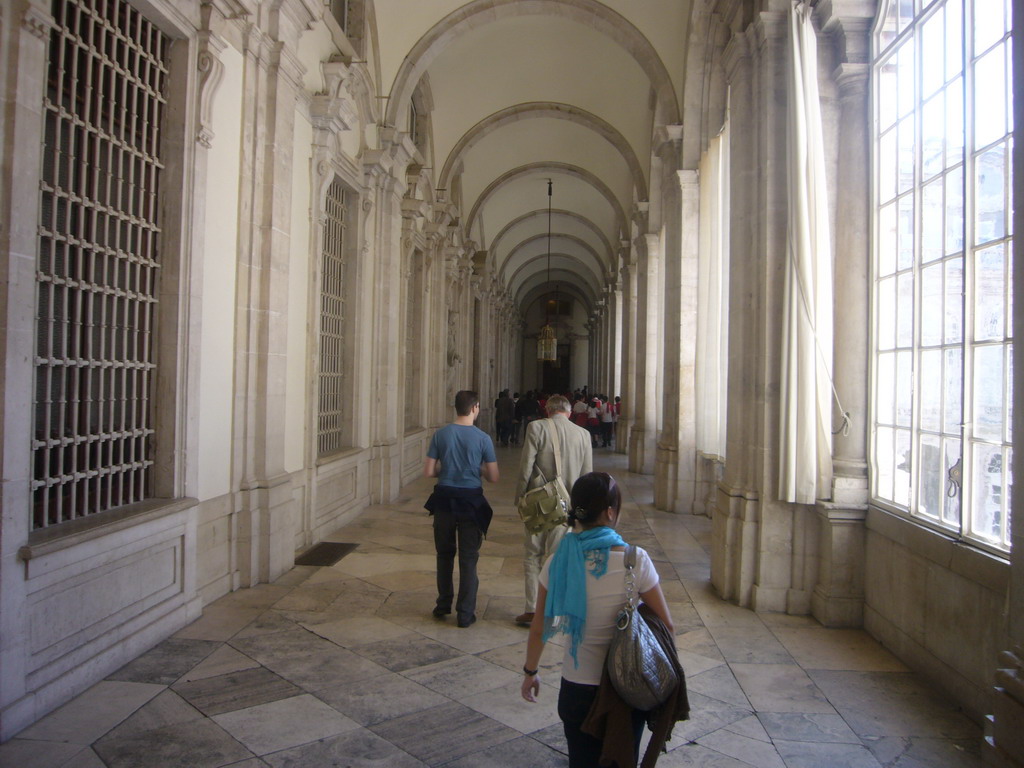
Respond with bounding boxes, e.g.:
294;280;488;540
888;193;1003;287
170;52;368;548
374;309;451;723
493;387;621;449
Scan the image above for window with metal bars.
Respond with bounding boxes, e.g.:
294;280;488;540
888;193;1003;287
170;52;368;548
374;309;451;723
33;0;168;531
318;178;352;457
870;0;1013;551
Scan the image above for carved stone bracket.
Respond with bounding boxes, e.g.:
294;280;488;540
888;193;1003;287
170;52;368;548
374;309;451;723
22;4;56;40
196;32;227;148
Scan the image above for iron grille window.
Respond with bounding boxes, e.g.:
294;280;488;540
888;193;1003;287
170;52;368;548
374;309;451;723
33;0;168;530
870;0;1013;550
318;179;349;456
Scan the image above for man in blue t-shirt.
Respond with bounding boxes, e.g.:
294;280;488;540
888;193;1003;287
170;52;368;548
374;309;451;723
423;390;499;627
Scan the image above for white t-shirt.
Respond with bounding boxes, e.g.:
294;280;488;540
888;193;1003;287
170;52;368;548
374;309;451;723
539;546;659;685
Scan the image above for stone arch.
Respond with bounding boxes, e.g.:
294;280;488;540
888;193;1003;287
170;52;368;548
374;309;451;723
490;208;614;273
383;0;679;130
502;233;606;284
509;252;603;302
438;102;648;202
466;163;629;252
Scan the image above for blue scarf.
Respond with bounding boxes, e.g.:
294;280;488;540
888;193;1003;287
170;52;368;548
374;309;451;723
543;526;627;667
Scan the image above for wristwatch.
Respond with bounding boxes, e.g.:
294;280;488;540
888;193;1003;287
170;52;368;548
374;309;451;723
523;665;538;676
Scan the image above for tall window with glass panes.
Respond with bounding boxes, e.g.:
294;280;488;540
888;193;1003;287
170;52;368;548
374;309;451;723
871;0;1013;550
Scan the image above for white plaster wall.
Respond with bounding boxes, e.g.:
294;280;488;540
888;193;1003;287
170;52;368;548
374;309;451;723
285;112;313;474
196;45;243;501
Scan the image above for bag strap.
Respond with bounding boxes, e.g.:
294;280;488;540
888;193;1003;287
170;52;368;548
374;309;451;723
542;417;564;481
623;543;638;609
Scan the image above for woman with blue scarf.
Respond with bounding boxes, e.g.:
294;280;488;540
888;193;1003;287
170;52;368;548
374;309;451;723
520;472;674;767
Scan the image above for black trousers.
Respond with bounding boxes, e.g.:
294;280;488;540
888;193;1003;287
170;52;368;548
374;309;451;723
432;509;482;622
557;679;644;768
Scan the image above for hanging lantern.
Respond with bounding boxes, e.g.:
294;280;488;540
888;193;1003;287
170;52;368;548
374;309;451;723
538;323;557;361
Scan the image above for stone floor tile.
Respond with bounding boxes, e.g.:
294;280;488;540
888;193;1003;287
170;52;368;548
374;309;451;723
697;727;787;768
477;639;564;677
774;739;885;768
677;627;726;660
0;738;82;767
303;615;414;647
172;667;302;716
731;663;836;714
212;693;359;755
687;663;750;708
368;701;520;765
260;728;426;767
709;627;795;665
677;648;727;680
100;690;203;742
671;692;754;743
723;714;773;742
758;712;862;744
209;584;295;611
106;638;221;685
270;565;317;587
172;606;264;642
220;760;270;768
17;680;164;744
60;746;107;767
93;717;253;768
405;614;528;654
528;721;570;756
349;633;462;672
180;644;261;683
861;735;984;767
658;741;760;767
230;627;388;688
460;679;562;734
771;627;910;672
442;734;569;767
403;654;521;700
312;671;447;726
270;582;350;612
808;671;982;740
230;610;301;639
359;569;439;592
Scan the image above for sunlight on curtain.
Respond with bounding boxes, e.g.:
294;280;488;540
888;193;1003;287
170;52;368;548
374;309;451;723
779;2;834;504
696;116;730;460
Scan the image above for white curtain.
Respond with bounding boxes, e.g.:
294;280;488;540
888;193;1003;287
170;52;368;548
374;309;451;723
779;2;833;504
696;114;730;460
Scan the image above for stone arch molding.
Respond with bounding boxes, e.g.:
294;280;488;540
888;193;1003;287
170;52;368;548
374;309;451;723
467;162;629;259
383;0;680;130
491;209;614;273
438;103;648;203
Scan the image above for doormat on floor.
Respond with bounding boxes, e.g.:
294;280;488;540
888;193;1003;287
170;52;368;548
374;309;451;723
295;542;358;567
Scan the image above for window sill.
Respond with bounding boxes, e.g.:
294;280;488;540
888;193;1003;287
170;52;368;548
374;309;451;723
20;497;198;562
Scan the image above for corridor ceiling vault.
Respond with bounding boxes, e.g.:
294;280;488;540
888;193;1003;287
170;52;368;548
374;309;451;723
375;0;690;318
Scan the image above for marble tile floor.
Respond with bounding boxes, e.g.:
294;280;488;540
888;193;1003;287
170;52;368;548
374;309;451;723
1;449;983;767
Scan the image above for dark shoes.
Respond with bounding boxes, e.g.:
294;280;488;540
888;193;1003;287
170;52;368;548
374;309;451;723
514;612;534;627
432;606;451;619
457;614;476;628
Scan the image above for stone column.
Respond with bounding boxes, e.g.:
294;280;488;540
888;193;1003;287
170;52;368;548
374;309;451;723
812;12;872;627
629;229;660;475
712;26;759;603
618;244;638;455
656;161;699;514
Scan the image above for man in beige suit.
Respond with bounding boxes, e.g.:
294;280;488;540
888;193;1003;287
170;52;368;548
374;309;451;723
513;394;593;625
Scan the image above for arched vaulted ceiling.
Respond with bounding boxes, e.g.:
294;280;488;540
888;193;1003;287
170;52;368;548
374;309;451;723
373;0;689;319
